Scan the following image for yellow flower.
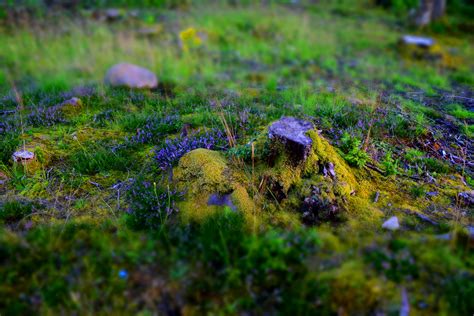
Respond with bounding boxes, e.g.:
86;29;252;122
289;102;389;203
179;27;202;51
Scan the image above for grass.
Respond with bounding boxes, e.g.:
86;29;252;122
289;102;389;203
0;1;473;315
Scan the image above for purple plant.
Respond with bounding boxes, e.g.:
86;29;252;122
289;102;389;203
27;105;66;127
0;120;17;134
126;179;183;229
129;115;181;144
154;128;229;170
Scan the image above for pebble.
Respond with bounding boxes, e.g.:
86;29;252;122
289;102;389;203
382;216;400;231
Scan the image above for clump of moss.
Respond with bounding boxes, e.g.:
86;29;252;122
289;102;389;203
173;148;257;223
174;148;232;195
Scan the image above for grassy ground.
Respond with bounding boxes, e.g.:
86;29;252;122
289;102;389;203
1;1;473;315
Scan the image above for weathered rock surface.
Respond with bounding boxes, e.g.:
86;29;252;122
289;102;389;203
400;35;434;48
458;191;474;206
382;216;400;231
207;193;237;211
104;63;158;89
60;97;83;117
12;150;35;162
12;149;40;173
268;117;314;162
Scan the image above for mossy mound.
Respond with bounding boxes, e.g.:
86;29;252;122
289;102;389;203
397;38;461;69
258;127;360;224
174;148;232;195
173;148;257;224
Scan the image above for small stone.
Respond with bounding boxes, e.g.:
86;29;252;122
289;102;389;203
468;226;474;239
60;97;82;117
458;191;474;206
104;63;158;89
105;8;121;20
382;216;400;231
12;150;35;162
207;193;237;211
268;117;314;162
61;97;82;107
400;35;434;48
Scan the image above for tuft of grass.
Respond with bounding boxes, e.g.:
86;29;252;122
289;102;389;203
447;104;474;120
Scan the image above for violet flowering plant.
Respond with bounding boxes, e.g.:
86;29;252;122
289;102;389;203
129;115;181;144
154;128;229;171
126;179;184;230
27;105;66;127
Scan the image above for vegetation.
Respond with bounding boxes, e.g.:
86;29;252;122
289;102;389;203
0;0;473;315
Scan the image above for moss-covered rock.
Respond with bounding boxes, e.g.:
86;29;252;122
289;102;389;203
173;148;257;223
174;148;232;195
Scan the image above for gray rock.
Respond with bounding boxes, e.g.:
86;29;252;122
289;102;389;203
468;226;474;239
400;35;434;48
458;191;474;206
104;63;158;89
12;150;34;162
382;216;400;231
207;193;236;211
268;117;314;162
60;97;82;107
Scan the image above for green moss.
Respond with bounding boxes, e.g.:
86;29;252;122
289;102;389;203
174;148;232;195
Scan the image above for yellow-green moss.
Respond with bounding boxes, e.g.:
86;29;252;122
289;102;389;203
321;260;396;314
174;148;232;195
231;184;259;226
174;148;259;224
307;130;357;194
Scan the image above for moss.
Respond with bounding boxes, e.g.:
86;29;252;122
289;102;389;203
230;184;258;224
321;260;397;314
174;148;232;195
307;130;357;194
60;97;83;118
174;148;259;223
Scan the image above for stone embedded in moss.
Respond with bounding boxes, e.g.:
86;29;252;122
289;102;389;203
60;97;83;117
173;148;257;223
268;116;314;162
397;35;461;68
12;149;40;174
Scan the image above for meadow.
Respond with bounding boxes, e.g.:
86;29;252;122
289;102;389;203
0;0;473;314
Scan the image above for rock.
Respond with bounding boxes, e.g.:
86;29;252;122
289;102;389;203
467;226;474;239
268;117;314;162
174;148;231;195
382;216;400;231
12;150;34;162
105;8;121;20
60;97;82;117
93;8;122;22
207;193;236;211
173;149;256;223
397;35;448;64
61;97;82;107
104;63;158;89
458;191;474;206
12;149;40;173
400;35;434;48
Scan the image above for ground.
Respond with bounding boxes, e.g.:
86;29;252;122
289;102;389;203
0;1;473;315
